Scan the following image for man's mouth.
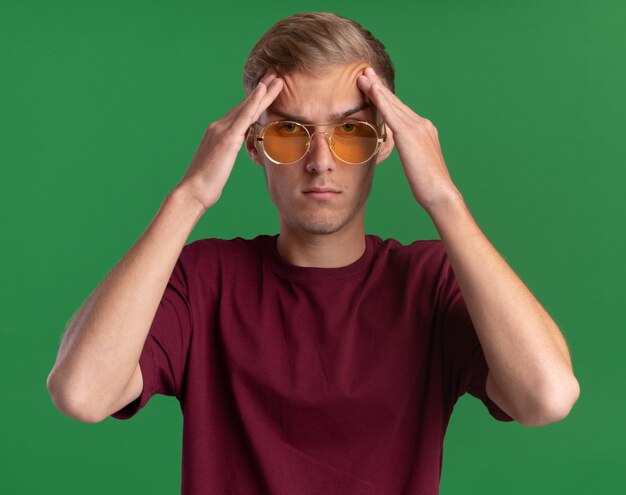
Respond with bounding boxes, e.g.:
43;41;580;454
303;187;342;200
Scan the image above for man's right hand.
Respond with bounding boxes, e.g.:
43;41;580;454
46;73;284;423
176;72;284;212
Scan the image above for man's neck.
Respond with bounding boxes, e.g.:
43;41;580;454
276;223;366;268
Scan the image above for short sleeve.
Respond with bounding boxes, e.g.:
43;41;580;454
110;255;193;420
437;254;514;422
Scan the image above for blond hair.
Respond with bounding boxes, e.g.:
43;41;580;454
243;12;395;96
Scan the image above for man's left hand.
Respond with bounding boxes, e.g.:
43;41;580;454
357;67;463;214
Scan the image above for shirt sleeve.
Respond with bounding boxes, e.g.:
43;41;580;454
110;255;193;420
436;252;514;422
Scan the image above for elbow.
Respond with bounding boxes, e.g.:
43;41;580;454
46;370;106;424
518;376;581;427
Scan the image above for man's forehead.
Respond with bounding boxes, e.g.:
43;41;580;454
262;62;376;124
265;101;374;124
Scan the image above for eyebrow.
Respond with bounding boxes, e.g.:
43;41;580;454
267;102;371;124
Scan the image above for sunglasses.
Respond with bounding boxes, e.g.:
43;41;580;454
253;120;387;165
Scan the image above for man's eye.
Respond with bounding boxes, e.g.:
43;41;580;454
341;123;355;132
275;122;306;137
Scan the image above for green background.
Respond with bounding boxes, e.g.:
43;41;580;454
1;0;624;493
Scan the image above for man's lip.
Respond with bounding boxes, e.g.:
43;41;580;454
303;188;341;193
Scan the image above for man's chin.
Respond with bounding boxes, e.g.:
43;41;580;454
281;202;365;236
295;207;365;235
301;224;343;235
294;215;346;236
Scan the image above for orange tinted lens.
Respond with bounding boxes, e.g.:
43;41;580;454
262;122;309;163
332;122;379;163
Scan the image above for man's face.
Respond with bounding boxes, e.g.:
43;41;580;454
247;61;392;236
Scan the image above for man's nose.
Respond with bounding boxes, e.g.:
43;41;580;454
305;131;336;174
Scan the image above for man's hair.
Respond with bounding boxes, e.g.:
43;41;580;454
243;12;395;96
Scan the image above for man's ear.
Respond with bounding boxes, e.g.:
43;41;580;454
374;125;394;165
245;126;264;167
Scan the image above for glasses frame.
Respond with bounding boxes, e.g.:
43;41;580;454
253;119;387;165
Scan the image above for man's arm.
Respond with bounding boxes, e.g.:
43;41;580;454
46;74;284;423
357;67;579;426
46;189;204;423
430;195;579;426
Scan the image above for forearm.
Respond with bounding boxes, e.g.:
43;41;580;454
428;194;579;425
355;65;579;424
47;186;205;421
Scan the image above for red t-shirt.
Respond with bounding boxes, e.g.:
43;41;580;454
111;234;513;494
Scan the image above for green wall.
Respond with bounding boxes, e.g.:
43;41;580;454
2;0;624;493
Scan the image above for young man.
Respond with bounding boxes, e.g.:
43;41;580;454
47;12;579;494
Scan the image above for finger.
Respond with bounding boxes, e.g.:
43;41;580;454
362;67;414;116
235;77;283;130
230;80;268;127
217;82;264;125
220;72;278;122
233;71;278;117
259;71;278;86
366;70;421;130
357;74;406;130
251;77;283;123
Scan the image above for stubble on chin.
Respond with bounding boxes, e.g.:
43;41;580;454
297;215;345;235
292;198;364;235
